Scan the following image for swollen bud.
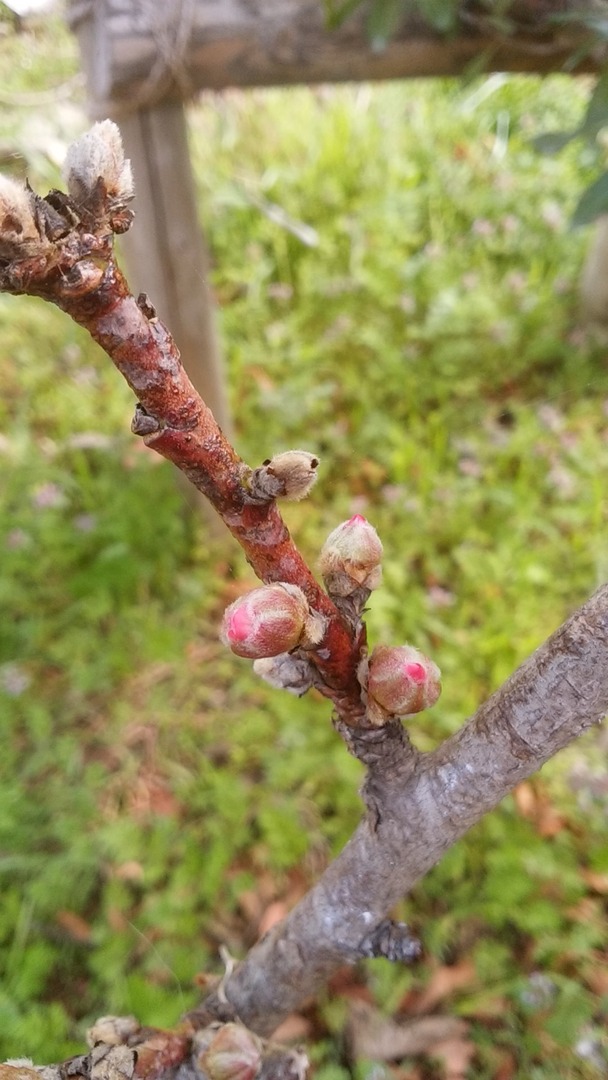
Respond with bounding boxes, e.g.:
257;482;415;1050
319;515;383;597
250;450;319;502
0;175;41;258
220;583;324;659
64;120;134;207
200;1023;262;1080
364;644;441;724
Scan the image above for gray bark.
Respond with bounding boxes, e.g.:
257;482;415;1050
200;584;608;1034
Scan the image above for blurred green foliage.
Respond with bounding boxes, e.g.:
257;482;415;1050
0;11;607;1079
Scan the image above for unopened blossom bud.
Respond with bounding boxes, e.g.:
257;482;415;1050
201;1023;262;1080
319;515;383;597
221;583;323;659
0;175;41;257
250;450;319;502
86;1015;139;1048
365;644;441;723
64;120;134;206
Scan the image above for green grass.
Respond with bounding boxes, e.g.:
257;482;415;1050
0;13;607;1079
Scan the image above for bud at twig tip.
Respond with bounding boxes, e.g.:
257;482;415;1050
64;120;134;206
319;514;383;597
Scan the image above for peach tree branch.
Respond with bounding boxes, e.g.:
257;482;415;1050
1;124;607;1076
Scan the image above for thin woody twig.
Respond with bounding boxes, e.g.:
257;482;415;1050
0;132;368;730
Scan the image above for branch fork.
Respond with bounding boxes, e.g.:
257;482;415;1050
1;122;607;1065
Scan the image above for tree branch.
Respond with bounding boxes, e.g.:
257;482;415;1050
198;584;608;1033
0;124;606;1074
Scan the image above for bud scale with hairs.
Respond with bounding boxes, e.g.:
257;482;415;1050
249;450;319;502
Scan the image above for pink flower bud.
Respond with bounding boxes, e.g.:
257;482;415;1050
366;645;441;721
319;515;383;596
220;583;311;659
201;1023;262;1080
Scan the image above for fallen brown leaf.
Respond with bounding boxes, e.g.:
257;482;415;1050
272;1014;313;1043
494;1049;517;1080
433;1033;476;1080
582;869;608;894
258;900;288;937
347;1001;469;1062
55;908;92;943
405;959;477;1015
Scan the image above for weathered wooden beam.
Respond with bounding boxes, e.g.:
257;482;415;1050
68;0;606;117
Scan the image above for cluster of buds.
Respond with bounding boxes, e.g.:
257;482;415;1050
219;492;441;726
0;121;134;267
361;645;441;725
220;583;325;660
319;514;383;598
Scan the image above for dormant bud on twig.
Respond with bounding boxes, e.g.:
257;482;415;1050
319;514;383;597
63;120;134;206
86;1015;139;1047
220;583;325;659
253;653;316;696
249;450;319;502
363;644;441;725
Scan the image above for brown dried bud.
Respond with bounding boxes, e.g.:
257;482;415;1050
201;1023;262;1080
0;175;41;257
319;514;383;597
220;583;323;659
0;1065;40;1080
364;644;441;724
86;1015;139;1048
64;120;134;207
250;450;319;502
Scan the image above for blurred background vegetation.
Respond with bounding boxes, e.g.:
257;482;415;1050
0;7;608;1078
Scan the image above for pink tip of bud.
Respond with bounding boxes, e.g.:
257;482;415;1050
348;514;367;525
404;661;426;683
227;606;254;643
